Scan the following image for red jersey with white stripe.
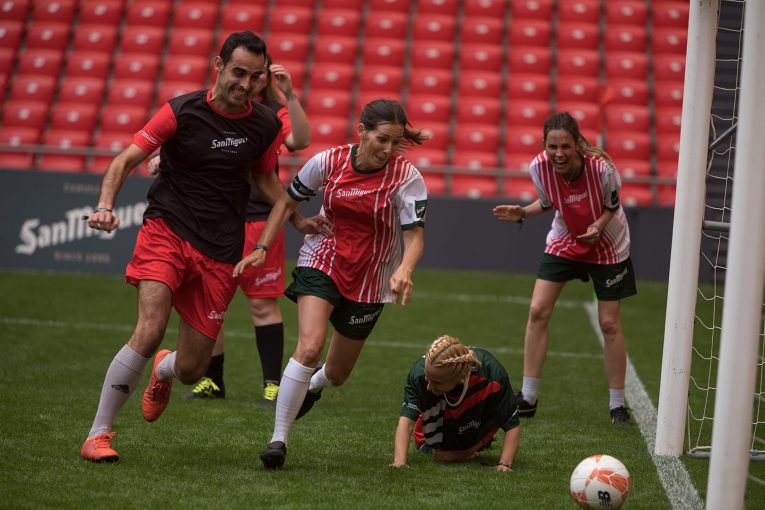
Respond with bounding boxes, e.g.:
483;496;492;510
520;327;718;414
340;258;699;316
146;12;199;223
288;145;427;303
529;151;630;264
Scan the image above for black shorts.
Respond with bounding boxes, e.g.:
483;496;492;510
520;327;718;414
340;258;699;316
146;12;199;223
537;253;637;301
285;267;384;340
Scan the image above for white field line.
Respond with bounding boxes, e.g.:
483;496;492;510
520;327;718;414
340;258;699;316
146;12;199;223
584;301;704;510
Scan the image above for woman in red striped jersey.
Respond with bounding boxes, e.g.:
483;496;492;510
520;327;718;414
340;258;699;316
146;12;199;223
493;112;636;426
234;98;430;469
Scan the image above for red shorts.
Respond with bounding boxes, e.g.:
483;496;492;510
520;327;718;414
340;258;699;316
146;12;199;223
236;221;286;299
125;218;237;340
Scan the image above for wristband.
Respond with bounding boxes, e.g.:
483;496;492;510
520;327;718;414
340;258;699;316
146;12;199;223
254;243;268;252
498;462;513;469
95;207;112;213
589;224;601;234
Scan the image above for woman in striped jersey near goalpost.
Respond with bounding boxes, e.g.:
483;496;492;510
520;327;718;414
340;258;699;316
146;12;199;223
233;98;430;469
493;111;636;426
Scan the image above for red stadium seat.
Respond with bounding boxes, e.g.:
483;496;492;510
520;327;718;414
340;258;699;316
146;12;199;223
605;105;650;133
656;161;678;179
557;101;601;132
511;0;553;20
417;122;450;151
604;51;649;80
556;49;600;77
0;48;13;75
316;9;361;37
405;94;452;123
407;68;452;97
72;24;118;54
653;28;688;54
619;183;654;207
507;47;552;75
161;56;209;86
653;54;686;82
457;71;502;98
421;171;447;195
503;177;538;202
617;159;651;179
506;73;551;101
268;7;313;35
120;26;166;55
65;51;111;80
606;1;648;26
355;92;402;117
2;100;48;132
654;81;684;108
557;22;599;50
312;36;358;65
269;0;315;7
114;54;160;81
464;0;508;18
59;77;106;104
459;43;503;73
362;39;406;67
309;63;355;92
168;29;213;57
155;82;199;105
10;75;56;105
505;127;541;160
450;175;499;199
310;116;350;146
322;0;363;9
50;103;98;132
454;124;500;153
653;2;689;28
405;147;447;169
412;14;456;42
17;48;64;77
1;0;30;22
99;105;150;133
365;12;409;40
88;131;133;174
508;20;552;48
268;34;310;63
456;98;501;125
32;0;75;24
279;60;306;91
417;0;458;15
503;154;532;174
452;150;499;171
22;22;70;50
220;5;266;33
107;80;154;108
0;20;24;52
410;41;454;70
0;127;40;169
603;79;649;106
173;2;218;30
556;76;601;103
558;0;600;23
658;184;676;207
368;0;409;13
654;107;682;136
506;100;551;128
305;92;352;119
656;134;680;163
38;129;91;172
460;17;503;45
358;65;404;94
604;25;647;53
79;0;124;25
125;0;171;28
605;132;651;161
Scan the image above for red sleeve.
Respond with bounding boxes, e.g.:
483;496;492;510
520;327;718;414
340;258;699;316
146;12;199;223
134;103;177;154
252;130;282;175
276;106;292;141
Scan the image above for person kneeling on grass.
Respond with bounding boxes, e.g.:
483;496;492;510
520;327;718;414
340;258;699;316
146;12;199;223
390;335;521;471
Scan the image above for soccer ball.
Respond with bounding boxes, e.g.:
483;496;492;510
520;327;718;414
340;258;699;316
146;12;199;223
569;454;632;509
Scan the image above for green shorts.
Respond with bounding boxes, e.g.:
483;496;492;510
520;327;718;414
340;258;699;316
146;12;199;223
537;253;637;301
285;267;384;340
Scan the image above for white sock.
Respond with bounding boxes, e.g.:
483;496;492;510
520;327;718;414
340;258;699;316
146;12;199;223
309;365;334;392
521;376;540;405
270;358;314;445
609;388;625;410
88;345;150;437
156;351;177;381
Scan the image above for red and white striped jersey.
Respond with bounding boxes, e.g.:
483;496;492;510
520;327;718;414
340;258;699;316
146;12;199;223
529;151;630;264
288;145;427;303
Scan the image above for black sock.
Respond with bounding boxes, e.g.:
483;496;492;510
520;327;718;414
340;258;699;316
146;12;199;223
206;353;225;389
255;323;284;385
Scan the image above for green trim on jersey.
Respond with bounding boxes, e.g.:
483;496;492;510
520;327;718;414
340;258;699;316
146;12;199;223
400;348;519;451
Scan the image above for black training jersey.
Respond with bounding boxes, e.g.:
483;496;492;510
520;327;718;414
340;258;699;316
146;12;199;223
400;348;519;451
134;89;282;263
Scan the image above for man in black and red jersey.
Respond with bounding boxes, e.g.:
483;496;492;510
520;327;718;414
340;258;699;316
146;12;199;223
79;31;327;463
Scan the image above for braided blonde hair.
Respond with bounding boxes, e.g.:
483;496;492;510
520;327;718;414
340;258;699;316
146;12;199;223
425;335;481;380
